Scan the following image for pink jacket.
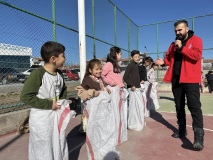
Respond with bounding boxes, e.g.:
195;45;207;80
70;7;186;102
101;62;124;88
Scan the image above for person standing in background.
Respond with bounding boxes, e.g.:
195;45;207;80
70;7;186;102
200;71;205;93
155;20;204;151
138;56;153;117
138;56;153;85
146;63;160;114
206;70;213;93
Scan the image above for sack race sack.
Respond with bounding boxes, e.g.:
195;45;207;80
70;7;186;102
127;88;145;131
140;84;147;117
83;91;119;160
147;82;160;111
107;86;129;145
29;99;76;160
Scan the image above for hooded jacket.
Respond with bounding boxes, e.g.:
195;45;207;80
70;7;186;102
163;31;203;83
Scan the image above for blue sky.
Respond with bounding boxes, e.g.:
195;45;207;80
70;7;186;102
111;0;213;25
0;0;213;66
112;0;213;60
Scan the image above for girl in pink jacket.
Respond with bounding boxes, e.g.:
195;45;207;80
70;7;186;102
101;46;128;145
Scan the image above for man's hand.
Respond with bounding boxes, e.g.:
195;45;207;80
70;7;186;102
155;58;165;65
175;39;182;49
140;80;144;84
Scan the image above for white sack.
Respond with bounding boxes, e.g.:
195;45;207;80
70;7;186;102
140;84;147;117
29;99;76;160
127;88;145;131
148;82;160;110
107;86;129;145
83;91;118;160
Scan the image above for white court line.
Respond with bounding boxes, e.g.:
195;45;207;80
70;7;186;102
186;125;213;132
157;111;213;132
158;111;213;116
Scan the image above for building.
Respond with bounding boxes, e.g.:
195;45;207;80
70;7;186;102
0;43;32;70
30;57;44;67
203;59;213;70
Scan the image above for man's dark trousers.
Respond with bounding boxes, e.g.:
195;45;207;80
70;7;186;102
172;78;203;130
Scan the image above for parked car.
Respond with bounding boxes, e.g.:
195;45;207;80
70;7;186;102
30;64;43;68
62;69;80;81
71;68;80;78
0;68;26;84
61;69;69;81
22;68;37;76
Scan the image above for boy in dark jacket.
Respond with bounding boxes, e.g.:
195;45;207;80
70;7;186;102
123;50;140;90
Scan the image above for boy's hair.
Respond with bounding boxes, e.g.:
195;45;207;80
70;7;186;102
131;50;140;57
151;62;158;68
85;59;101;77
142;56;153;64
174;20;188;27
40;41;65;63
107;46;121;73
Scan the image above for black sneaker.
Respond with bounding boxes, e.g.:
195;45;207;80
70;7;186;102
172;130;187;138
193;128;204;151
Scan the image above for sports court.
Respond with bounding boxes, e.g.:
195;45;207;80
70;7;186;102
0;91;212;160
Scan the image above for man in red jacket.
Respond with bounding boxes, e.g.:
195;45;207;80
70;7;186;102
155;20;204;151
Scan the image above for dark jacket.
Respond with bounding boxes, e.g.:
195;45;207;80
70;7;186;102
123;61;141;88
206;74;213;82
138;64;147;81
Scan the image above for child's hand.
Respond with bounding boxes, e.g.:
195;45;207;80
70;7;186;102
140;80;144;84
94;91;100;97
52;100;61;110
131;86;136;91
110;82;117;87
106;88;111;94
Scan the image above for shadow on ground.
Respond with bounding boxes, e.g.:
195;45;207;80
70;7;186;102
0;134;23;151
150;110;194;151
159;96;174;101
67;124;86;160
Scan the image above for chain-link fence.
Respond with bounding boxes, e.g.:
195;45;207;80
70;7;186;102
0;0;213;111
138;14;213;80
0;0;138;111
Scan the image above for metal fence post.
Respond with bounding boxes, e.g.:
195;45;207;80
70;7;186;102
156;22;159;81
128;19;130;63
92;0;96;59
51;0;56;41
114;5;117;46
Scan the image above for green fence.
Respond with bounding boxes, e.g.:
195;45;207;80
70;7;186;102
138;14;213;60
0;0;213;110
138;14;213;80
0;0;138;110
0;0;138;68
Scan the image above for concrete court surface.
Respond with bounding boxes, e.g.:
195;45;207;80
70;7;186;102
0;92;212;160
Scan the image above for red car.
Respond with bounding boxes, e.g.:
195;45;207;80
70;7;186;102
62;69;80;81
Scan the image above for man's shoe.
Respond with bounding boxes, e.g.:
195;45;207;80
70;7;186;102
193;128;204;151
193;141;204;151
172;130;187;138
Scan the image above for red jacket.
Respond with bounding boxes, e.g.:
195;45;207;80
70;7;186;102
163;35;202;83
